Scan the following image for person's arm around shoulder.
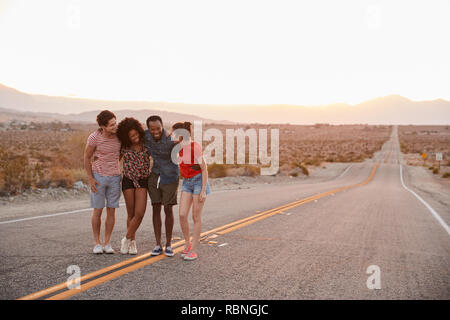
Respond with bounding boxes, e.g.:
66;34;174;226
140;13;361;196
84;138;100;194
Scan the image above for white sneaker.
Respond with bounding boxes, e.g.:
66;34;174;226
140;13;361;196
120;237;130;254
93;244;103;254
103;243;114;254
129;240;137;255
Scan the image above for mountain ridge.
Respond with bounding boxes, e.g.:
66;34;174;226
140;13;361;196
0;83;449;124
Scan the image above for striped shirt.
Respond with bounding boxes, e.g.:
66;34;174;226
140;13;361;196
87;129;121;176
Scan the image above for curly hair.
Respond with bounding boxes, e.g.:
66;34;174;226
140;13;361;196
117;117;145;148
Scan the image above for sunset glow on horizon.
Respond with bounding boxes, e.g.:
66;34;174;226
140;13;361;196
1;0;449;107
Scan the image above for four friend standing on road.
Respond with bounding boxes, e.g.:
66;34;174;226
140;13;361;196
83;110;210;260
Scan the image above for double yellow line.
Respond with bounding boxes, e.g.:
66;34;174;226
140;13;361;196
18;162;379;300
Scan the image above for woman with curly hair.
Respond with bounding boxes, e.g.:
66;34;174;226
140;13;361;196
116;117;151;255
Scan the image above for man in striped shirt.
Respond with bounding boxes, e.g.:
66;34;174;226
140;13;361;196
84;110;121;254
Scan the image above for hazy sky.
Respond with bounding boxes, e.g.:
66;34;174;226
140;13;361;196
0;0;449;105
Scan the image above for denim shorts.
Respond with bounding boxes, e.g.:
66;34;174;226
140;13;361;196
181;173;211;195
90;173;122;209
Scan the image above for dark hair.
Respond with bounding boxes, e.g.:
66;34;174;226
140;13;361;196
117;117;145;148
172;121;192;134
146;115;163;127
96;110;116;127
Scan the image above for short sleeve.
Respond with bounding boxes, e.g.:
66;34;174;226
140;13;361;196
87;132;98;148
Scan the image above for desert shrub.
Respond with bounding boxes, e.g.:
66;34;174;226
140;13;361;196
71;168;88;183
292;162;309;176
0;150;38;193
242;165;259;177
442;172;450;178
207;163;227;178
299;164;309;176
67;132;90;169
50;167;75;188
432;168;439;174
304;158;321;166
52;153;72;168
36;179;51;188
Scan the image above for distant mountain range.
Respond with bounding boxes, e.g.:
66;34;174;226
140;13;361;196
0;84;232;125
0;83;449;124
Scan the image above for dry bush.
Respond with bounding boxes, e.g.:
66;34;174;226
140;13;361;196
207;163;227;178
0;149;38;193
242;164;260;177
50;167;75;188
71;168;88;183
66;131;90;169
294;162;309;176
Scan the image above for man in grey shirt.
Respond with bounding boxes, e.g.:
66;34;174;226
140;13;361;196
144;115;180;257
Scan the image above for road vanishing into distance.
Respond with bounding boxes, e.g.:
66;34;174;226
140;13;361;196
1;126;449;300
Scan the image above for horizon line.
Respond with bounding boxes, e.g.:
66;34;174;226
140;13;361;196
1;82;449;108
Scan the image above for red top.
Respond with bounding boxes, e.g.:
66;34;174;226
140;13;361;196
179;142;203;178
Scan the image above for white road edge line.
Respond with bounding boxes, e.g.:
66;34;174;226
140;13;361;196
400;165;450;235
0;201;131;225
0;187;235;225
337;164;353;179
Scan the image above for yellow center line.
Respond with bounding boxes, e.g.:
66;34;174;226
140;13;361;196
18;162;379;300
19;200;307;300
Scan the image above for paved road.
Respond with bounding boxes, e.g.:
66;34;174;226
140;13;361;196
1;126;449;299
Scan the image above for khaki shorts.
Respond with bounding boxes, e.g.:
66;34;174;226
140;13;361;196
147;172;179;206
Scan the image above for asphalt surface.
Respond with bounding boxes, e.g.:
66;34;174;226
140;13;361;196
1;126;449;300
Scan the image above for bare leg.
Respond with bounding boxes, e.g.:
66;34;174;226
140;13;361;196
190;195;206;253
123;189;136;230
164;205;174;247
126;188;147;240
91;208;103;245
152;203;162;246
179;191;193;248
104;207;116;245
